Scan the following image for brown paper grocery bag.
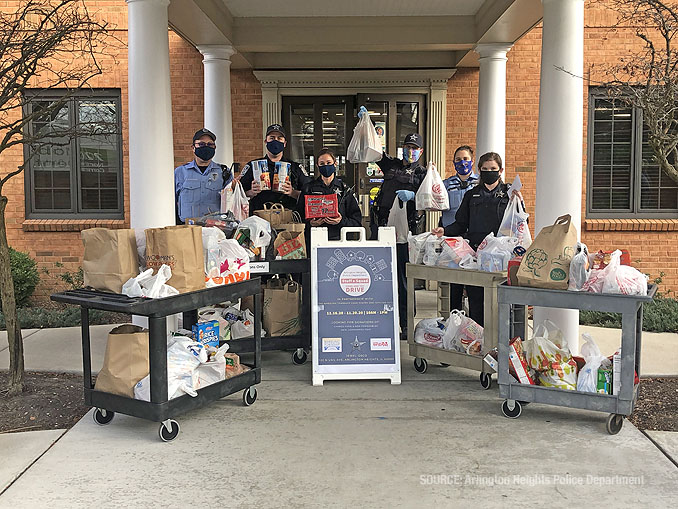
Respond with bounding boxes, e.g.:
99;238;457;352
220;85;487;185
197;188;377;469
82;228;139;293
94;324;149;398
263;278;301;336
145;225;204;293
516;214;578;290
254;202;294;226
273;230;306;259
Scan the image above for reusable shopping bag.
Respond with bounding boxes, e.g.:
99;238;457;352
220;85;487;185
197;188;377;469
82;228;139;293
263;278;301;336
516;214;578;290
95;324;149;398
498;195;532;249
145;225;205;293
387;198;409;243
254;202;294;226
415;162;449;211
347;110;382;163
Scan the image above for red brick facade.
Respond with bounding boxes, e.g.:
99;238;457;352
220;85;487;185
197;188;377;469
2;2;676;300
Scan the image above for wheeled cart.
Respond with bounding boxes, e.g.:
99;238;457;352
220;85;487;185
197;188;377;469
406;264;525;389
51;279;262;442
497;283;656;434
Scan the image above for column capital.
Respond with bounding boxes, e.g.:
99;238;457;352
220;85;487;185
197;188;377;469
474;43;513;61
126;0;170;6
197;45;236;63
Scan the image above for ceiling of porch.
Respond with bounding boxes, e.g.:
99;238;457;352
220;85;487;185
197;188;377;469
168;0;543;69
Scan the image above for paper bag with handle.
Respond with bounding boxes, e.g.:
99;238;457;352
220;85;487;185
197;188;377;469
94;324;149;398
82;228;139;293
254;202;294;226
263;278;302;336
145;225;204;293
516;214;578;290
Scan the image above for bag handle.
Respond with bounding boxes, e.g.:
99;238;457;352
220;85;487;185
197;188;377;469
262;202;274;211
270;203;285;212
340;227;366;242
554;214;571;226
291;211;303;223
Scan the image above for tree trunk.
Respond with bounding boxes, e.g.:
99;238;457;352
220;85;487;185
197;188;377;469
0;194;24;395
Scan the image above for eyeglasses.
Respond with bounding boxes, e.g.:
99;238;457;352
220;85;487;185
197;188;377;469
194;142;216;148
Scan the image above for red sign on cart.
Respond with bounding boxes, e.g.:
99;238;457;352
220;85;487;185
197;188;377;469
304;194;339;219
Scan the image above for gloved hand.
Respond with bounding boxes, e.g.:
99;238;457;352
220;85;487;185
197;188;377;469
358;105;368;118
395;190;415;202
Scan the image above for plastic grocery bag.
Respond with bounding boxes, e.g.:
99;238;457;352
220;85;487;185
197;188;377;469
423;235;444;266
414;318;446;348
122;265;179;298
577;333;611;393
203;227;227;277
387;198;409;243
498;195;532;249
192;343;230;390
347;109;382;163
415;162;449;211
442;310;484;355
436;237;475;268
459;254;478;270
230;308;266;339
524;323;577;390
568;242;590;291
230;181;249;222
235;216;272;259
582;250;648;296
408;232;431;265
220;183;234;214
476;233;518;272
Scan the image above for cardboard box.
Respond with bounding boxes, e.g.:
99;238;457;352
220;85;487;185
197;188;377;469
612;349;621;396
192;320;220;348
509;337;534;384
597;368;612;394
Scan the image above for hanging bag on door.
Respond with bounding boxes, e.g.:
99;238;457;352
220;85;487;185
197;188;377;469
347;107;382;163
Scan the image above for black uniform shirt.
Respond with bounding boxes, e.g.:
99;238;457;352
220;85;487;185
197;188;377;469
239;155;308;213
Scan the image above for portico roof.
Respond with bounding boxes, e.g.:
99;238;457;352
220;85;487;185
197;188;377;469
168;0;543;69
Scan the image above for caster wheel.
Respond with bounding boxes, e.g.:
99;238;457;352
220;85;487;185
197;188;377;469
501;400;522;419
158;420;180;442
92;408;114;426
480;372;492;390
292;349;308;365
413;358;428;374
243;387;257;406
439;363;450;367
606;414;624;435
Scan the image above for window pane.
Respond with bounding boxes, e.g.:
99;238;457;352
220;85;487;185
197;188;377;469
660;188;678;209
611;188;630;208
592;166;611;187
396;102;419;147
612;143;631;165
289;104;314;173
611;166;631;187
594;100;614;120
593;144;611;165
640;187;659;208
592;188;611;209
53;189;71;209
613;121;632;142
81;189;99;209
100;189;118;209
593;122;612;143
322;105;347;177
639;123;678;212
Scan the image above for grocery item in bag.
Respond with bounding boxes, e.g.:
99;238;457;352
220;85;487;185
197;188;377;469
582;250;648;296
94;324;149;398
415;162;449;211
524;322;577;390
235;216;272;259
476;233;518;272
408;232;431;265
274;230;306;259
516;214;578;289
145;225;205;293
423;235;444;266
82;228;139;293
568;242;590;291
413;318;446;348
347;108;382;163
442;310;483;356
436;237;475;268
577;333;611;393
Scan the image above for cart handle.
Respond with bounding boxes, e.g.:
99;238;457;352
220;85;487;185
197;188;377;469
340;227;366;242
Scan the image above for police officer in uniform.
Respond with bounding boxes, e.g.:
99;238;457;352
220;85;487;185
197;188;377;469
371;132;427;339
239;124;308;214
175;128;232;223
433;152;524;326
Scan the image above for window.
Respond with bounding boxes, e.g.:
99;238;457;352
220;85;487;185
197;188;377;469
587;90;678;218
24;90;123;219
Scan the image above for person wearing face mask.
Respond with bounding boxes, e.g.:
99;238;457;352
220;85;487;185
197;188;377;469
431;152;525;326
239;124;309;214
295;147;362;249
174;128;233;223
371;128;427;339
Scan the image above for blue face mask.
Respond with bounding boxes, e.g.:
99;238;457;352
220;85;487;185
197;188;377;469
454;160;473;176
403;147;422;163
266;139;285;155
318;164;336;177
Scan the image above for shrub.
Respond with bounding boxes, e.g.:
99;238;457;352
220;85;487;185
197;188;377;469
580;296;678;333
1;248;40;309
0;306;130;330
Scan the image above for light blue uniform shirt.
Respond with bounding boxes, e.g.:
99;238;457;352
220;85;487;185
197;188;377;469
440;173;479;227
174;160;232;222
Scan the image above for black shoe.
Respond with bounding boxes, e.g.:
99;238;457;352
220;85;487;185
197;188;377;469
399;328;408;341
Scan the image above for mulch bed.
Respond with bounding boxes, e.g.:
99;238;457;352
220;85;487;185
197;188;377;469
628;377;678;432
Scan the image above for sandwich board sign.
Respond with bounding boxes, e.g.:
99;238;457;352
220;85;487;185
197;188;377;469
311;226;401;386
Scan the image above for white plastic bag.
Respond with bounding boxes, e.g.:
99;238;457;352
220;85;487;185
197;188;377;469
498;195;532;248
459;254;479;270
442;310;484;356
387;198;409;243
423;235;444;266
347;111;382;163
203;227;227;277
524;323;577;390
205;239;250;287
577;333;611;393
220;182;235;214
235;216;272;260
436;237;475;268
476;233;518;272
122;265;179;298
568;242;590;291
413;318;446;348
230;308;264;339
230;181;249;222
408;232;430;265
415;162;449;211
582;250;648;296
192;343;230;390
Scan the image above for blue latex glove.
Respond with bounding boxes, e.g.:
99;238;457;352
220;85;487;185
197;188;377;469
395;190;415;202
358;105;368;118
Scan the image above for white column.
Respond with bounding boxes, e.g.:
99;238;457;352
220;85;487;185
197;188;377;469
533;0;585;353
474;43;512;164
127;0;175;230
198;45;236;166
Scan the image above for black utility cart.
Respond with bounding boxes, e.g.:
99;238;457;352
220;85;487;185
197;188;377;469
51;278;262;442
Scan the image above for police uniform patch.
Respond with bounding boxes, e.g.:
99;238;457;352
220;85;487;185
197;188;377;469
241;164;250;176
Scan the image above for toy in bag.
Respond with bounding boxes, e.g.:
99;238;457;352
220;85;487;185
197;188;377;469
524;322;577;390
476;233;518;272
577;333;611;393
415;161;449;211
442;310;484;356
408;232;431;265
347;106;382;163
413;318;446;348
581;250;648;296
498;195;532;249
568;242;590;291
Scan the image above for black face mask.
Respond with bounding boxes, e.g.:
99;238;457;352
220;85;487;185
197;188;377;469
480;170;500;186
195;145;215;161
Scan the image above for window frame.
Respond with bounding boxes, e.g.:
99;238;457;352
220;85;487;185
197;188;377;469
587;88;678;219
23;89;124;220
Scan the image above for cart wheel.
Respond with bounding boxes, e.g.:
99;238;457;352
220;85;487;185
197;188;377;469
92;408;114;426
501;400;522;419
243;387;258;406
480;372;492;390
606;414;624;435
158;420;180;442
292;349;308;365
439;363;450;367
413;358;428;374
